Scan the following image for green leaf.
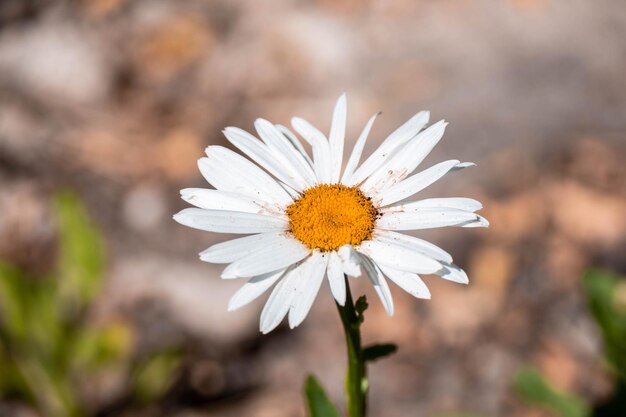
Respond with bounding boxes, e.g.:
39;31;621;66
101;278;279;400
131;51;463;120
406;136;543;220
0;343;29;398
583;269;626;379
0;262;29;340
514;367;590;417
27;282;64;359
72;322;133;371
13;354;83;417
304;375;342;417
363;343;397;362
54;191;105;312
132;351;182;404
0;262;62;358
431;413;488;417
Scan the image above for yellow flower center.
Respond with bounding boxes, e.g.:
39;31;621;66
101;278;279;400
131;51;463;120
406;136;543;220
286;184;378;252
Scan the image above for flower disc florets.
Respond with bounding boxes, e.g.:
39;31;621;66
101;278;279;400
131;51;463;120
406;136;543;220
286;184;378;251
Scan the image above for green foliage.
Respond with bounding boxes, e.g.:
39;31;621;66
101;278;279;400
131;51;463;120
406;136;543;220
583;269;626;416
431;414;487;417
362;343;397;362
0;191;181;417
305;375;342;417
514;269;626;417
132;350;182;404
72;323;132;372
54;191;105;313
515;367;590;417
583;269;626;380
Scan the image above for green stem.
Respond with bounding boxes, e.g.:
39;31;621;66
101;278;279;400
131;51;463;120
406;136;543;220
336;276;367;417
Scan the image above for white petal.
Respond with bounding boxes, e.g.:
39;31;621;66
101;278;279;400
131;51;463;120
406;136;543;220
378;265;431;299
337;244;362;277
174;208;287;234
383;197;483;213
282;182;302;199
200;146;293;206
358;239;442;274
259;269;300;333
437;263;469;284
454;162;477;170
254;119;317;186
347;111;430;186
223;127;309;191
341;112;380;184
221;235;309;278
276;124;314;168
373;230;452;263
376;160;471;207
329;94;347;183
288;252;329;328
327;252;347;305
362;120;448;193
461;216;490;228
377;208;489;231
181;188;264;213
199;232;285;263
291;117;332;183
227;269;285;311
376;111;431;156
359;253;394;316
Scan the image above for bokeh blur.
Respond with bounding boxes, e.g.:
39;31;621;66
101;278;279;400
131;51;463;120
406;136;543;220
1;1;625;416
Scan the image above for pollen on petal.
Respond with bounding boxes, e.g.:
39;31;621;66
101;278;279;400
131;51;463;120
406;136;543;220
286;184;378;251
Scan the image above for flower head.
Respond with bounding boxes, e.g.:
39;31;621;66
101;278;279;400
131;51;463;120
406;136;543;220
174;94;488;333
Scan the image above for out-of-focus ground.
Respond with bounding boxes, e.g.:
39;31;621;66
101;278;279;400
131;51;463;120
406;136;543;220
1;0;626;416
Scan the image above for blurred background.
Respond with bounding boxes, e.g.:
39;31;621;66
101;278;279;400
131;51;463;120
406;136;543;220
1;0;625;416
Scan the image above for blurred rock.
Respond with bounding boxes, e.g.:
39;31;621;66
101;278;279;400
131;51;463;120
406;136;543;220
561;138;626;194
545;235;587;288
547;180;626;248
427;245;514;344
0;22;111;105
482;148;539;193
0;182;55;272
156;128;204;181
509;0;550;13
123;184;168;232
482;190;548;244
428;283;483;345
0;101;50;154
80;0;126;19
189;360;227;397
494;308;532;346
535;339;578;392
69;129;147;180
315;0;364;15
132;15;214;84
469;245;515;301
466;344;518;413
106;255;259;346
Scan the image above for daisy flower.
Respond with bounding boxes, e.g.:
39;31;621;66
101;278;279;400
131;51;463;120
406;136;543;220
174;94;488;334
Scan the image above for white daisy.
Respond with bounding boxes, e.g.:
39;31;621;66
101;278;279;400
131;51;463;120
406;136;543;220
174;94;488;334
